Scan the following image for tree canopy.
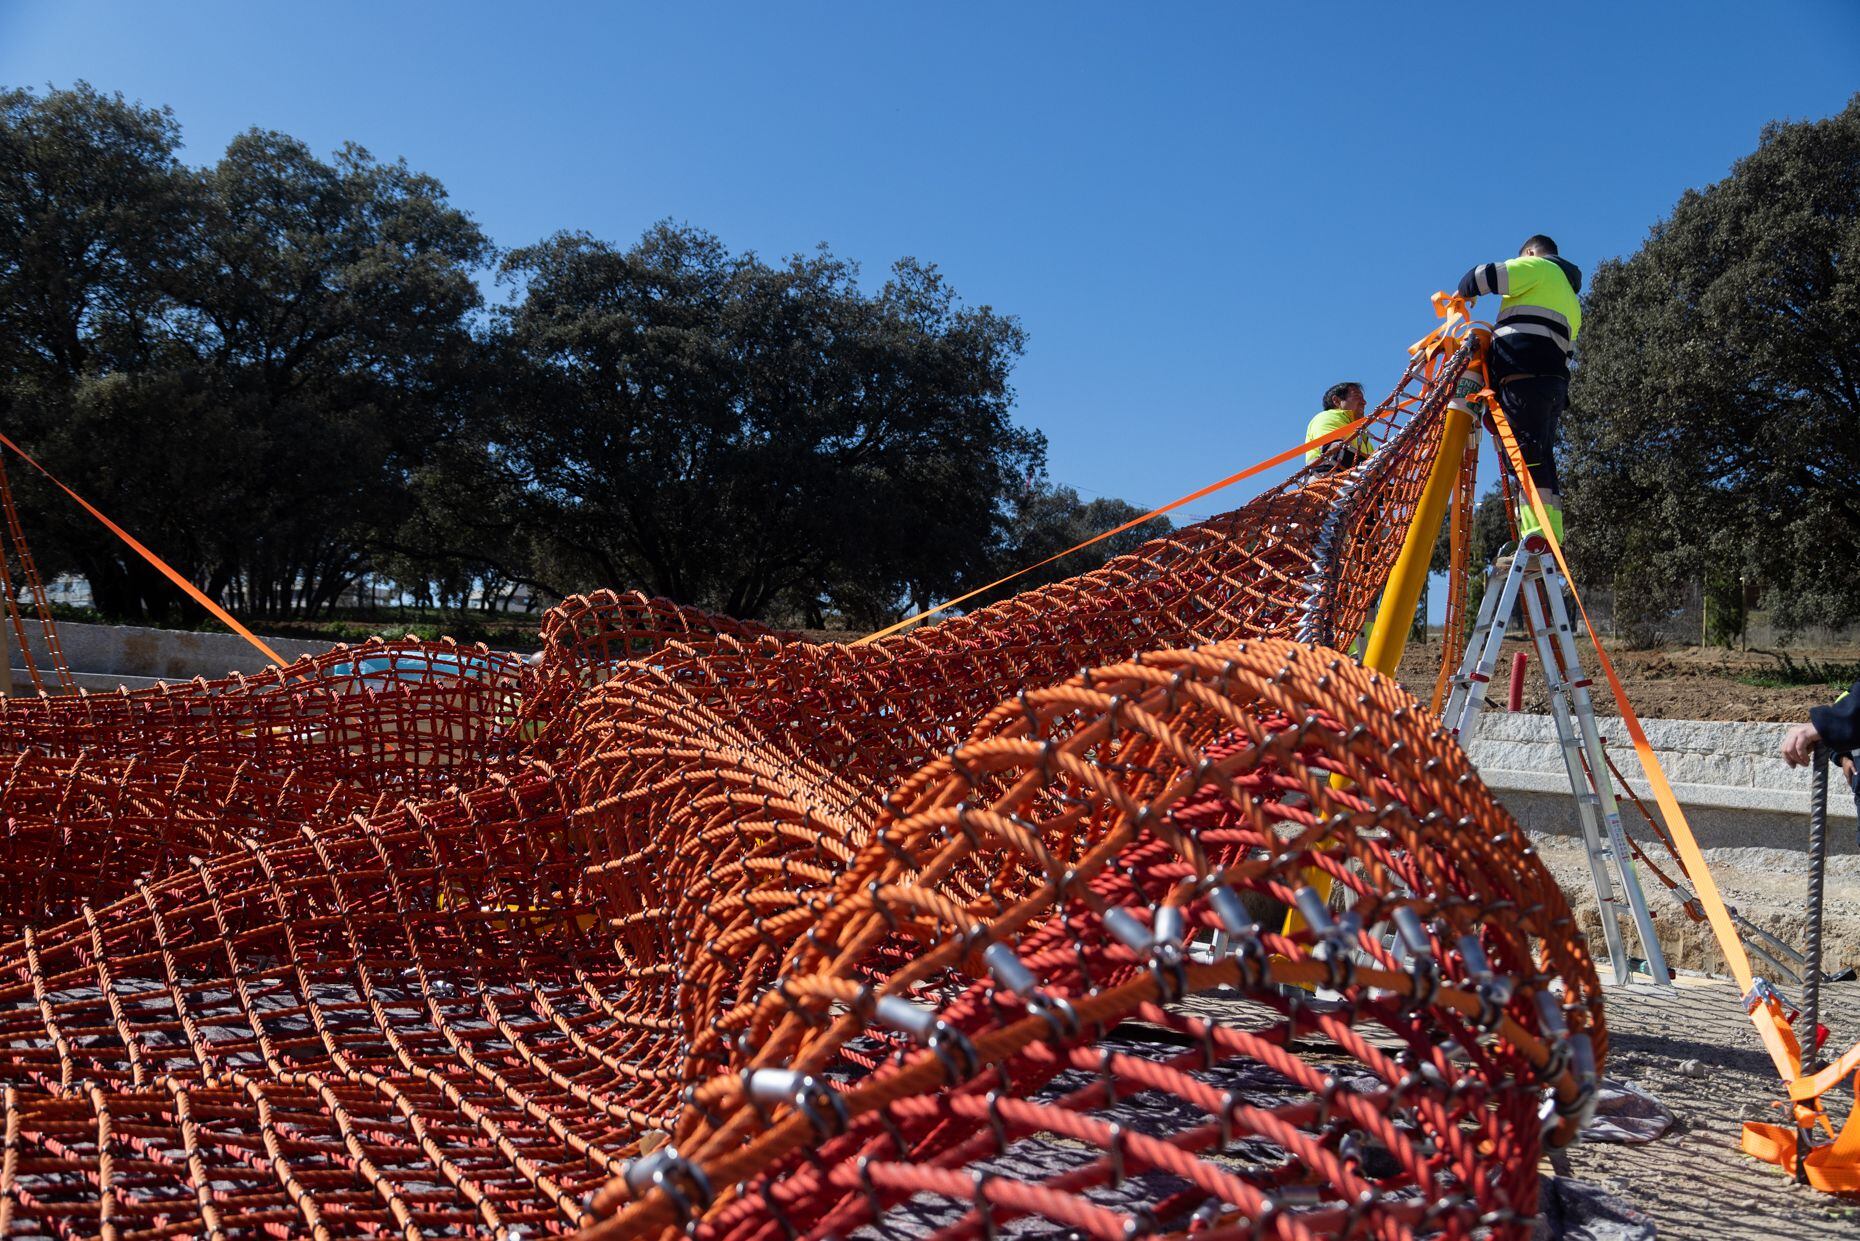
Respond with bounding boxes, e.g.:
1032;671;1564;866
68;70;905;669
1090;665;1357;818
481;226;1044;625
1566;93;1860;633
2;84;489;620
0;83;1161;630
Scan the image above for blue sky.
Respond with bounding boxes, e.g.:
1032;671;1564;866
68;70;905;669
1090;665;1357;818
3;1;1857;532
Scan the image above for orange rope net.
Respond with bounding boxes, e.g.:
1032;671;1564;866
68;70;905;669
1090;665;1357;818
0;329;1605;1239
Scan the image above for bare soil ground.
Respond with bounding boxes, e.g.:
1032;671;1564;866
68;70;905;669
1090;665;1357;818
1397;635;1855;722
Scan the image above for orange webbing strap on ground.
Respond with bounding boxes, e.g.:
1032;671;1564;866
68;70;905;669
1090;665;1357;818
854;408;1395;644
0;431;286;668
1483;402;1798;1063
1481;399;1860;1181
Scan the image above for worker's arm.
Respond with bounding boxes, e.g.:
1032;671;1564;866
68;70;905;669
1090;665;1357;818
1811;683;1860;753
1783;682;1860;766
1457;261;1510;300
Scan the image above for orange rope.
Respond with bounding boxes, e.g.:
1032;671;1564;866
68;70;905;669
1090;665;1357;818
855;407;1395;645
0;431;285;667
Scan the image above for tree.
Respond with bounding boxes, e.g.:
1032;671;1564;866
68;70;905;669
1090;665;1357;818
0;83;190;387
0;83;194;593
168;131;490;617
1565;94;1860;635
489;223;1044;624
968;482;1171;609
0;84;490;620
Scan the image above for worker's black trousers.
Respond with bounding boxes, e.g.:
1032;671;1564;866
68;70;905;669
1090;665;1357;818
1495;374;1566;496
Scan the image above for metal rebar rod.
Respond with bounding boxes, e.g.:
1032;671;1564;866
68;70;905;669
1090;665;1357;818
1803;745;1829;1071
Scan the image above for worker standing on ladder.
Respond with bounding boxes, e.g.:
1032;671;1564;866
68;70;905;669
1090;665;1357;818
1305;381;1374;471
1456;234;1582;542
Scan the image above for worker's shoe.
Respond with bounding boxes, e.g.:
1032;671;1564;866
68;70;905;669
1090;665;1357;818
1517;491;1565;546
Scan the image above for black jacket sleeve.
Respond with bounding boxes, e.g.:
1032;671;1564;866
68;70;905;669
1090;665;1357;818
1458;262;1504;300
1810;681;1860;754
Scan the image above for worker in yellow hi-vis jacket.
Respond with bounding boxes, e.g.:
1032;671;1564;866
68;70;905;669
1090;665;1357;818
1457;234;1582;543
1305;380;1374;471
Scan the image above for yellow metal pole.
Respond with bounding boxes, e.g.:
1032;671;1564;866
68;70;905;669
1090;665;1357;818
1283;397;1475;954
1360;401;1474;676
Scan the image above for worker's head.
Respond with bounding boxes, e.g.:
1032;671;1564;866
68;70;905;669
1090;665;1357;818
1322;381;1366;414
1519;234;1559;258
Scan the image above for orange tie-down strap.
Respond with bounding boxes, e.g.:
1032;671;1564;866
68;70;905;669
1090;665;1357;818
0;430;286;668
859;293;1480;647
855;405;1398;645
1483;398;1857;1185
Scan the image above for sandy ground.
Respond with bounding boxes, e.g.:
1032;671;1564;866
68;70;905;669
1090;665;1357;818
1534;835;1860;981
1552;974;1860;1238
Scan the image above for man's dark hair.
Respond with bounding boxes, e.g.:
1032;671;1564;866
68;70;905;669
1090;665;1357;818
1519;234;1559;256
1322;381;1363;410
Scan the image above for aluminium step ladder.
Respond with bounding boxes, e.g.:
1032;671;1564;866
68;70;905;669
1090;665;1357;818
1443;538;1671;987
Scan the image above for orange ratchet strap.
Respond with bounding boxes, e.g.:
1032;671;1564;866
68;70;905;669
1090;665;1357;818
1482;398;1860;1185
0;430;286;668
855;407;1395;645
1410;292;1471;356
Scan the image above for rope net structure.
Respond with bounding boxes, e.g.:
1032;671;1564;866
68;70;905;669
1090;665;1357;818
0;329;1607;1239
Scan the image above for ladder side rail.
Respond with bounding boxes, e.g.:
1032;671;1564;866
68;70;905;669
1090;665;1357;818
1445;554;1532;742
1518;561;1633;981
1442;556;1515;730
1536;559;1673;984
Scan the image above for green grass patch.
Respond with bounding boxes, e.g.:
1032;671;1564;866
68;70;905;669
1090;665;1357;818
1738;652;1860;690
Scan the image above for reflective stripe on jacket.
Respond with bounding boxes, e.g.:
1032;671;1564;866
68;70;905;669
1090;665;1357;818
1458;254;1583;380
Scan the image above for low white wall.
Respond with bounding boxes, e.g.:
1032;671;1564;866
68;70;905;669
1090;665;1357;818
1464;711;1852;853
7;619;335;687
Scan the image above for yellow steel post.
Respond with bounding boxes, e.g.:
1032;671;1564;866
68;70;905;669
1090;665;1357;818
1361;400;1475;676
1282;397;1476;950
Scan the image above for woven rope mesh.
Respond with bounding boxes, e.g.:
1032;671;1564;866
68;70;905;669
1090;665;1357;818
0;338;1605;1239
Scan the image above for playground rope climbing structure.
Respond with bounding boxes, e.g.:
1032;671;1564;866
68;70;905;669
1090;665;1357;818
0;298;1822;1236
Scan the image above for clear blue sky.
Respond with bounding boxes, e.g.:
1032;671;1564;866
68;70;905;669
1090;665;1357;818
3;1;1857;528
